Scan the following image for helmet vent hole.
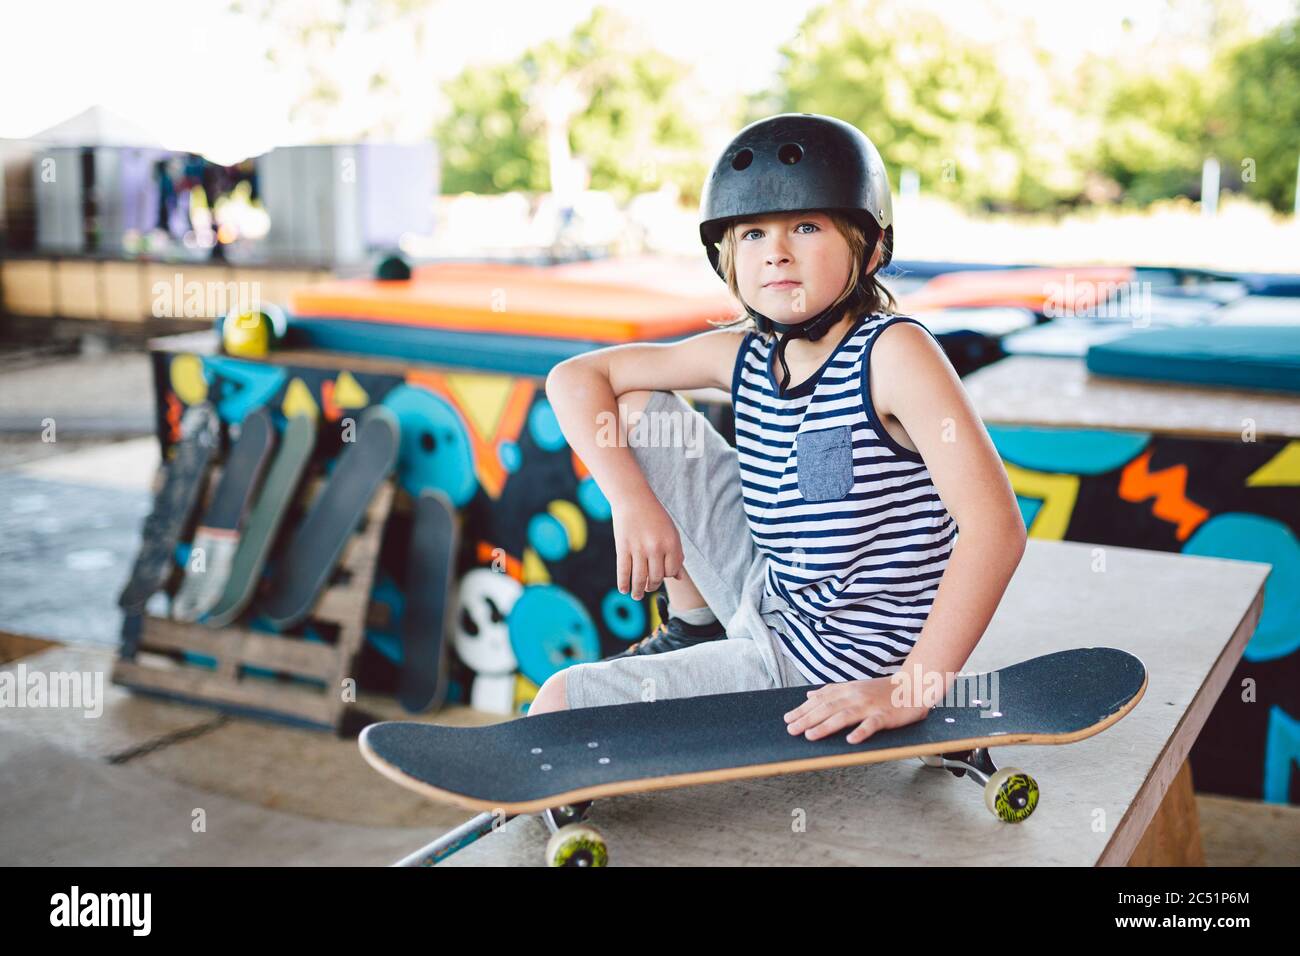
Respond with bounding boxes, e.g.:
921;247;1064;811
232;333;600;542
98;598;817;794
778;143;803;165
731;149;753;171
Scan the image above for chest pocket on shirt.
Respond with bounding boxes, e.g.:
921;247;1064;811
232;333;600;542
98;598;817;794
795;424;854;502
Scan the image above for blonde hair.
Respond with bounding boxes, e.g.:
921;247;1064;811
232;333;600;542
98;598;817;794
707;210;897;335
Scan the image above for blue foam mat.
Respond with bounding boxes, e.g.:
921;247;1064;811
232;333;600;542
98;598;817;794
1086;325;1300;393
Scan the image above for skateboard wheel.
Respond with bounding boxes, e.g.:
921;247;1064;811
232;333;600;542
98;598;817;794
984;768;1038;823
545;823;607;867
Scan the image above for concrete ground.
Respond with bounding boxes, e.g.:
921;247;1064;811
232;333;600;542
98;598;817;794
0;350;1296;866
0;351;487;864
0;351;156;438
0;641;502;865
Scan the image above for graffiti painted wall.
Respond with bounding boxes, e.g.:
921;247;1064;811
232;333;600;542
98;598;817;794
151;348;667;716
990;424;1300;805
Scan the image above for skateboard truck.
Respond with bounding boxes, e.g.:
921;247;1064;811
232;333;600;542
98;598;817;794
917;749;1039;823
390;802;604;868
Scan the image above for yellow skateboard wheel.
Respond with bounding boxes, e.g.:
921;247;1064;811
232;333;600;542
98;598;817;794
545;823;608;867
985;767;1039;823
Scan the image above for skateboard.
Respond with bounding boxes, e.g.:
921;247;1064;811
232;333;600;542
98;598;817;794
259;405;399;631
398;489;460;714
172;407;277;621
119;402;221;618
204;413;317;628
360;646;1147;866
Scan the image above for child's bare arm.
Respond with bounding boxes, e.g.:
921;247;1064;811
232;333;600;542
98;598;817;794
786;322;1027;743
546;328;743;501
545;329;745;597
871;322;1026;696
558;327;745;398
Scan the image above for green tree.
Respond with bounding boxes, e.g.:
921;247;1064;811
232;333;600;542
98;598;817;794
752;0;1040;210
436;7;705;201
1093;65;1220;207
1214;18;1300;212
437;62;548;194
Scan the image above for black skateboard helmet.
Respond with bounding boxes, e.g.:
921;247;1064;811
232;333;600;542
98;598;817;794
698;113;895;395
699;112;894;278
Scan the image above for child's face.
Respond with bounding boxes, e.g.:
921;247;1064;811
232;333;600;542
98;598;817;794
730;210;854;322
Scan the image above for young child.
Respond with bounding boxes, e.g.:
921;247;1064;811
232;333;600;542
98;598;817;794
534;113;1026;744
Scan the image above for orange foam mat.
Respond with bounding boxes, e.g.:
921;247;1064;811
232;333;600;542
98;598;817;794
292;260;740;342
903;266;1136;312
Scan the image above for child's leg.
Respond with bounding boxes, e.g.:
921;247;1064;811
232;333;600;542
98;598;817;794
615;388;756;621
612;388;711;612
531;637;785;715
530;389;784;715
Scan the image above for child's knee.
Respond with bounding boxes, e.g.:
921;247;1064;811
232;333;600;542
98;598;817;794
530;669;571;715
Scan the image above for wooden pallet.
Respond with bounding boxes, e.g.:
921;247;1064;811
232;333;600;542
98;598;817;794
112;478;394;732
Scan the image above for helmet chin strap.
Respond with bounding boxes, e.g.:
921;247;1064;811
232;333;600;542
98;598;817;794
745;301;847;396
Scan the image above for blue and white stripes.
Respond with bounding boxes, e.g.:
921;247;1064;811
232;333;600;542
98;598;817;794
731;312;957;683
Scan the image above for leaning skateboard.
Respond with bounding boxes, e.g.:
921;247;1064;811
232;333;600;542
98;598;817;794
360;646;1147;866
119;403;222;659
398;489;460;714
172;407;277;621
259;405;399;631
204;413;317;628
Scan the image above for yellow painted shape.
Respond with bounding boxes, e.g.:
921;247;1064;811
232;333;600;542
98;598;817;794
547;499;587;551
1246;441;1300;487
1003;461;1079;540
333;370;369;408
170;354;208;404
445;373;515;438
521;547;551;585
281;377;320;421
514;673;540;714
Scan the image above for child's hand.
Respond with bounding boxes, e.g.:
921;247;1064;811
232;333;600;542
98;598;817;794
612;498;684;601
784;677;929;743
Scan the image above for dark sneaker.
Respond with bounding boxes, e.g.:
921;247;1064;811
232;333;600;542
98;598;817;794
604;592;727;660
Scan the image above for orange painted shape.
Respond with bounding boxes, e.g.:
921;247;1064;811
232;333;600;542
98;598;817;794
321;379;342;422
408;371;536;500
1118;451;1210;541
165;391;183;443
571;450;590;481
474;542;524;583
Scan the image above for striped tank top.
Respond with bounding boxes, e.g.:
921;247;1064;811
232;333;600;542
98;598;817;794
730;311;958;683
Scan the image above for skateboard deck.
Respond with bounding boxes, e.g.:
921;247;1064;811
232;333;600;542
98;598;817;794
204;413;317;628
398;489;460;714
173;407;276;621
119;402;221;615
259;405;399;631
361;647;1146;864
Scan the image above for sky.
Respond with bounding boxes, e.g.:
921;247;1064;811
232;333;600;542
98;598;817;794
2;0;1295;164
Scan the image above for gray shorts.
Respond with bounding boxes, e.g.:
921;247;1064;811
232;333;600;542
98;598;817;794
564;389;811;709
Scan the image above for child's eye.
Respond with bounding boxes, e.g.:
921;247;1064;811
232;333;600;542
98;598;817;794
741;223;817;240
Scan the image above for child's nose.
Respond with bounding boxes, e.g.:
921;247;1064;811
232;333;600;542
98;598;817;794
765;245;791;265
